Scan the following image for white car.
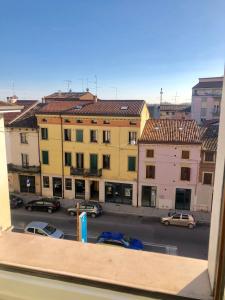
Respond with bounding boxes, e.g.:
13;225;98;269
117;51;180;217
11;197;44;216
25;221;64;239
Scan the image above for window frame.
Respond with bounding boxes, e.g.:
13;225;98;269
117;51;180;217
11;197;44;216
43;176;50;188
65;178;72;190
41;128;48;140
180;167;191;181
90;130;98;143
42;150;49;165
128;131;137;145
182;150;190;159
21;153;29;167
64;152;72;166
103;154;110;169
76;129;83;142
146;149;154;158
128;156;136;172
146;165;155;179
103;130;111;143
64;128;72;141
203;172;214;185
20;132;28;144
204;151;215;162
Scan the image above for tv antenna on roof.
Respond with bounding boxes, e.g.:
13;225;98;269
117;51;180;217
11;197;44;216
111;86;118;100
64;80;72;92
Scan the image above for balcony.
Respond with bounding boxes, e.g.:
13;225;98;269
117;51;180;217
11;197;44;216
212;111;220;117
70;167;102;177
7;163;41;174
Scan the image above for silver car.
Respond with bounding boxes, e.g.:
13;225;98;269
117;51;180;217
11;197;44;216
24;221;64;239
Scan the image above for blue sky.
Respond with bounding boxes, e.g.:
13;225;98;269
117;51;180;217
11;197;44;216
0;0;224;103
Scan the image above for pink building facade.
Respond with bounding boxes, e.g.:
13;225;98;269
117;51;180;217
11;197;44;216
138;119;202;211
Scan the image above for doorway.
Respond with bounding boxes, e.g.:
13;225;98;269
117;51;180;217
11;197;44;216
53;177;62;197
141;186;156;207
19;175;35;193
90;180;99;200
175;188;191;210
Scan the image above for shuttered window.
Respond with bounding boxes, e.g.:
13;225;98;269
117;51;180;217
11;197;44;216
42;151;49;165
65;152;72;166
181;167;191;181
128;157;136;171
76;130;83;142
146;165;155;179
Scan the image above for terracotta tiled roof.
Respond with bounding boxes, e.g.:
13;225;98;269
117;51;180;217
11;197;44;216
4;100;38;125
38;100;145;117
200;124;219;151
193;78;223;89
37;100;93;114
160;104;191;112
44;91;95;101
139;119;201;144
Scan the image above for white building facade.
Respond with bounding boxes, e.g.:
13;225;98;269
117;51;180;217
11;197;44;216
191;76;223;124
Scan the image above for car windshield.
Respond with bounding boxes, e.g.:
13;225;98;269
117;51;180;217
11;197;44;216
43;225;56;235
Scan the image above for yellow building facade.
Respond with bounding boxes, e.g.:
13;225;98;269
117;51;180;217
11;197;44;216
37;100;149;206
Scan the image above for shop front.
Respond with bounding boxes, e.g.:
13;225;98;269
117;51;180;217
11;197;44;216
105;182;133;205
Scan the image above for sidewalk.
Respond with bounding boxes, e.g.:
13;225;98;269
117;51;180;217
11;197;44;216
13;193;211;224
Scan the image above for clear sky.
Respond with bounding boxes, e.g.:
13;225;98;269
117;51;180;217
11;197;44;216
0;0;224;103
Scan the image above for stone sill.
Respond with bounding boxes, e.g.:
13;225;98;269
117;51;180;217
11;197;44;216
0;232;212;300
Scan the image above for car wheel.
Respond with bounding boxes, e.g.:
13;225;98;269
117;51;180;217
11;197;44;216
48;208;53;214
27;206;32;211
188;223;194;229
164;221;169;226
91;213;96;218
70;211;75;216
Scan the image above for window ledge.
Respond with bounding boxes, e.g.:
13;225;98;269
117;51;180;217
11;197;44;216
0;232;211;300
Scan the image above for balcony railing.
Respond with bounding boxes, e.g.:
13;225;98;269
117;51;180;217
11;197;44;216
212;111;220;117
70;167;102;177
7;163;41;173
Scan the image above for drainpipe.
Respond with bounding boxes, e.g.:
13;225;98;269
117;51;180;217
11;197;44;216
137;141;140;207
60;114;65;199
37;126;42;196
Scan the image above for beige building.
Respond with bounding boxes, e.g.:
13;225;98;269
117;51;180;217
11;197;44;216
0;101;21;230
5;102;41;195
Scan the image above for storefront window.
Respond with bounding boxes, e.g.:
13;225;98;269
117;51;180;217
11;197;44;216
75;179;85;199
105;182;133;205
141;186;156;207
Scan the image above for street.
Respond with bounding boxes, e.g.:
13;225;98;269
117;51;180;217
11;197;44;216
11;207;210;260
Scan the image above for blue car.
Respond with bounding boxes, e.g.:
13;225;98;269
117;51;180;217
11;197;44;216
97;232;143;250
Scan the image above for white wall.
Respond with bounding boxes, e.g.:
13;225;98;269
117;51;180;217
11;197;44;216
208;73;225;289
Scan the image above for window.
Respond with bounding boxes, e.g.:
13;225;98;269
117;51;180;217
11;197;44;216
103;155;110;169
41;128;48;140
64;129;71;141
90;130;97;143
128;156;136;171
146;149;154;158
76;153;84;169
76;130;83;142
27;227;34;233
130;121;137;125
201;108;207;117
172;214;181;219
181;167;191;181
65;178;72;190
182;214;189;219
128;132;137;145
91;120;97;124
203;172;213;185
65;152;72;166
76;119;83;123
204;151;214;162
43;176;49;188
103;130;111;143
182;150;190;159
42;151;49;164
35;228;46;236
146;165;155;179
20;133;27;144
21;153;29;167
103;120;110;124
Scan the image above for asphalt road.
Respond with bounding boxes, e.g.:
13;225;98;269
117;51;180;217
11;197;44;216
11;208;210;259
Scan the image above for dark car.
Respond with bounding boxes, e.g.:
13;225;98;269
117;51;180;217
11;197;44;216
67;201;103;218
25;198;61;213
10;194;24;209
97;232;144;250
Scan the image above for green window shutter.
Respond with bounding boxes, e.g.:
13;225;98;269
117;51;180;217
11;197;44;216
42;151;49;164
76;130;83;142
65;152;72;166
128;157;136;171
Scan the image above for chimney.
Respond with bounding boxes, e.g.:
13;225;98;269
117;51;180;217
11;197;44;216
7;95;18;104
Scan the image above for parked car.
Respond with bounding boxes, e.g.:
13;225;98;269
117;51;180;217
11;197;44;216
10;194;24;209
25;221;64;239
161;213;196;229
25;198;60;213
96;232;144;250
67;201;103;218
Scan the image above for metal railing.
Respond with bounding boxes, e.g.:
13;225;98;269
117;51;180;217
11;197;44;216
7;163;41;173
70;167;102;177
